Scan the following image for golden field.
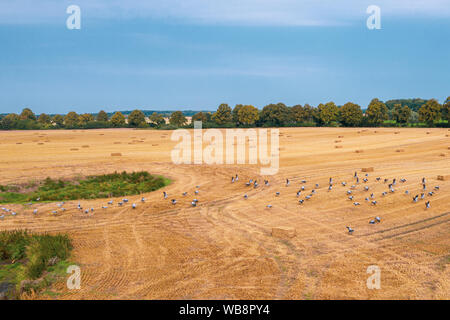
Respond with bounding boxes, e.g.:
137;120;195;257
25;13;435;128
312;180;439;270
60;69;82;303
0;127;449;299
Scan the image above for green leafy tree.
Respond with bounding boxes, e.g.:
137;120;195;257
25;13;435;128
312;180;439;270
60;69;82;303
385;98;428;112
149;112;165;127
97;110;109;122
169;111;187;127
212;104;232;125
392;104;402;123
192;112;208;123
298;104;315;123
232;104;244;124
398;106;412;124
237;105;259;125
52;114;64;127
291;105;305;123
418;99;441;126
1;113;20;129
128;109;146;127
442;97;450;122
317;102;339;125
110;112;126;127
20;108;36;121
64;111;79;128
78;113;94;126
260;103;290;126
339;102;363;127
37;113;51;125
366;98;388;126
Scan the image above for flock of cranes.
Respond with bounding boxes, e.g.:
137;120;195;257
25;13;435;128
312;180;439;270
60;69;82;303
0;171;442;236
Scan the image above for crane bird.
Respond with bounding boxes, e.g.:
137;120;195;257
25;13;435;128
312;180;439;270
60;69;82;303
346;226;354;235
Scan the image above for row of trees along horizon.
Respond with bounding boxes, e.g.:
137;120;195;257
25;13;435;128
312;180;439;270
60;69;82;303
1;97;449;130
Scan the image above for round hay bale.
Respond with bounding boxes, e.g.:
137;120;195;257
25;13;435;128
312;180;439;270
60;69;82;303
335;145;343;149
82;145;90;148
113;142;121;144
437;175;450;181
355;150;364;153
427;132;431;134
16;142;22;144
334;140;342;143
394;131;400;134
70;148;79;151
396;149;405;153
37;143;44;145
362;167;374;172
271;227;296;239
111;153;122;157
439;153;445;157
338;136;344;138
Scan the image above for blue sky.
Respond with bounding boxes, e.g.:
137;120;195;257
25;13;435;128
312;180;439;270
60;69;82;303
0;0;449;114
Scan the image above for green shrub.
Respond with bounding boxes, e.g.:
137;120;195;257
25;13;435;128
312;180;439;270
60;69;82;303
0;171;170;203
24;234;72;279
0;230;30;261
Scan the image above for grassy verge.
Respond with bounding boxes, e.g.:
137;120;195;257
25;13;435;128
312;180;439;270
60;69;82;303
0;230;73;299
0;171;171;204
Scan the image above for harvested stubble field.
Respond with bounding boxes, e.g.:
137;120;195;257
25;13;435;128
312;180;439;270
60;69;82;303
0;128;449;299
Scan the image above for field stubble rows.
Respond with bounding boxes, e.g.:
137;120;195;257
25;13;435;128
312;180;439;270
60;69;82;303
0;127;448;299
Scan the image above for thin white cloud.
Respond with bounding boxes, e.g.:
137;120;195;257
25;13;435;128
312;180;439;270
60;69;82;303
0;0;449;25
